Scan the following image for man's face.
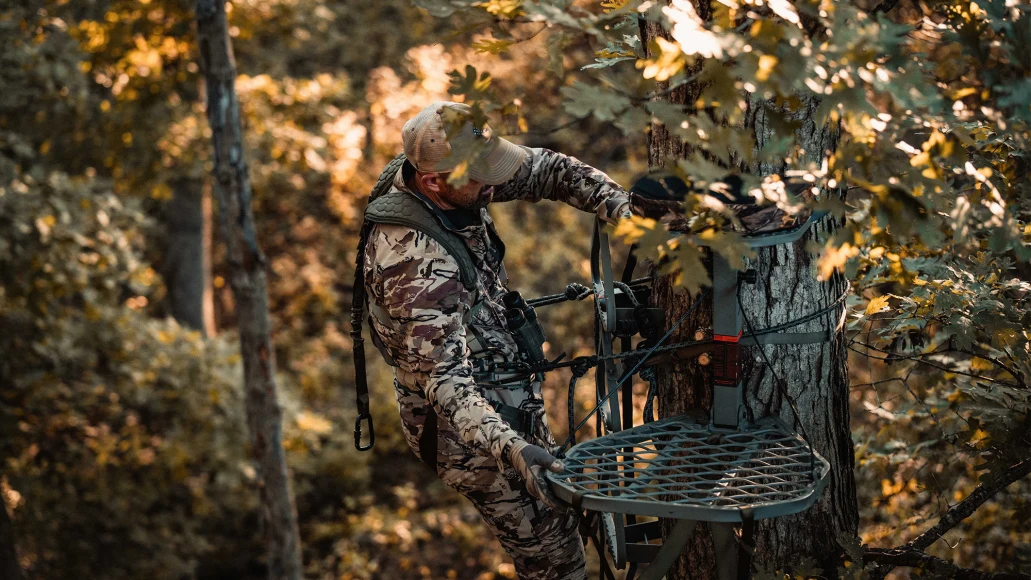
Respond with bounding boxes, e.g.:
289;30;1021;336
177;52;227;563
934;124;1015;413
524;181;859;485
418;172;494;210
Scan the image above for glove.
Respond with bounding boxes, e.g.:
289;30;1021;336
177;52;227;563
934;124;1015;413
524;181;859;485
507;439;566;510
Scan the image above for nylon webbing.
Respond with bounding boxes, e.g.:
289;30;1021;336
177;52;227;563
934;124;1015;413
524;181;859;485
351;223;375;451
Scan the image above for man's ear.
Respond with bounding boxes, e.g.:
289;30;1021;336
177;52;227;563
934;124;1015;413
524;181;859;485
417;172;445;195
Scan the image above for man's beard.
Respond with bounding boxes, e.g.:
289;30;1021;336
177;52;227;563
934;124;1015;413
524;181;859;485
468;185;494;209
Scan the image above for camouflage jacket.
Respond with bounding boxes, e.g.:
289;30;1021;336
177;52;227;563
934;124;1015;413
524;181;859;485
362;146;630;468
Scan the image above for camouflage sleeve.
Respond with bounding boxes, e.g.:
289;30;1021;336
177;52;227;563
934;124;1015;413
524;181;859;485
366;224;522;466
492;146;631;222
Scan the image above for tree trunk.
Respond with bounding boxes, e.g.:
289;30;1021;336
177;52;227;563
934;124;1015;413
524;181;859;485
645;4;859;578
163;177;211;334
194;2;303;579
0;485;22;580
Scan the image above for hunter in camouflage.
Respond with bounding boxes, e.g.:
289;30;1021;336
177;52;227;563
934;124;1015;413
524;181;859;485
362;101;631;580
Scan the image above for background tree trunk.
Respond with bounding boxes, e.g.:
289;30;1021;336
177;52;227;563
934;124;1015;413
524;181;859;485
162;176;215;335
644;4;859;578
0;486;22;580
194;2;303;579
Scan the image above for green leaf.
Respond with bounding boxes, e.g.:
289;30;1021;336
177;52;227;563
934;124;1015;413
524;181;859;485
559;82;630;122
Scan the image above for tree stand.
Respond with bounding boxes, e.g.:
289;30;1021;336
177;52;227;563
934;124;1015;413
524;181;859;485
549;213;833;580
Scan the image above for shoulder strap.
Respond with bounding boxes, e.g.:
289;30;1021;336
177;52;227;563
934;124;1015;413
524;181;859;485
350;154;479;452
365;190;479;291
370;152;407;202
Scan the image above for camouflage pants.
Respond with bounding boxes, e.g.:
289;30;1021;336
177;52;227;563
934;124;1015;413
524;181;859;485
396;382;587;580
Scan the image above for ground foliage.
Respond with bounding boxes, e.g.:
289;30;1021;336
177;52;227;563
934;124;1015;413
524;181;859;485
0;0;1028;578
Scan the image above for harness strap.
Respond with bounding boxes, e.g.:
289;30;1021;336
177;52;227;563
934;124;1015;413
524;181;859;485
351;153;406;452
418;407;439;472
352;223;375;451
572;491;617;580
738;510;756;580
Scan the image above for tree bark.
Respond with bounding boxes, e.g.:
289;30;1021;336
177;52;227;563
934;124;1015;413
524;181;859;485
163;177;210;334
644;4;859;578
194;2;303;579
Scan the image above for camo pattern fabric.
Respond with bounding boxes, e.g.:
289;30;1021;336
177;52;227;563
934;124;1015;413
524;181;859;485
363;146;627;580
493;146;632;223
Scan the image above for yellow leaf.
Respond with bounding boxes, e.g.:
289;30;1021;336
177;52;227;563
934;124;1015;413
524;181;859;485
970;357;994;371
296;411;333;435
865;295;890;315
817;242;858;281
756;55;778;82
969;428;990;448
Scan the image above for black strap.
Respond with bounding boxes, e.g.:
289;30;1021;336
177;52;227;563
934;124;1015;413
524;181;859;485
493;402;534;435
572;492;617;580
352;224;375;451
418;407;439;472
738;510;755;580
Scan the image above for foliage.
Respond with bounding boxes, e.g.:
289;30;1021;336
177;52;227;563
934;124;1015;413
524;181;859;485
2;0;1028;578
413;0;1031;575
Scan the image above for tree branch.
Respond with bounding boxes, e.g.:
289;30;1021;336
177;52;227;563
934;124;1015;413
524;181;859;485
500;114;591;137
871;0;902;14
908;458;1031;553
865;548;1030;580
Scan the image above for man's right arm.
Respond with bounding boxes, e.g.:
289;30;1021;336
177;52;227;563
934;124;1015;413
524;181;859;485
365;224;521;468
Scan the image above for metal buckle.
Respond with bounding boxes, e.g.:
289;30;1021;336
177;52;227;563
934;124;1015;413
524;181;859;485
354;412;375;451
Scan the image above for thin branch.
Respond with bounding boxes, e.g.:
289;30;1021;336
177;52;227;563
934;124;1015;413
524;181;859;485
907;458;1031;553
864;547;1030;580
847;344;1020;388
871;0;902;14
501;114;591;137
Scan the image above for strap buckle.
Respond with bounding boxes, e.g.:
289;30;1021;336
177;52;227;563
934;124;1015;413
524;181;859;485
354;412;375;451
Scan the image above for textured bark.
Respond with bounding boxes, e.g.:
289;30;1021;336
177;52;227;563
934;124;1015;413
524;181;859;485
0;487;22;580
645;4;859;578
194;2;303;579
163;177;209;334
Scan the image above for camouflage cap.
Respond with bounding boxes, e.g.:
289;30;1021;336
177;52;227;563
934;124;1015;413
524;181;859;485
402;101;527;185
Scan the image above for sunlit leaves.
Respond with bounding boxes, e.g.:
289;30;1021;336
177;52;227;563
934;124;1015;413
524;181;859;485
636;37;685;81
471;37;515;54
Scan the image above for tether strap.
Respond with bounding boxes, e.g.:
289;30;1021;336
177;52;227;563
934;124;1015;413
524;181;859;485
738;510;755;580
352;224;375;451
418;407;438;472
572;492;617;580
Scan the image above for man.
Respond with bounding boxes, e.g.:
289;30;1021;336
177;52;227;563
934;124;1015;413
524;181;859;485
360;101;631;580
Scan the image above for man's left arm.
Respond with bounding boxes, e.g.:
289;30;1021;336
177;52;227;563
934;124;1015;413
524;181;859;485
492;147;631;222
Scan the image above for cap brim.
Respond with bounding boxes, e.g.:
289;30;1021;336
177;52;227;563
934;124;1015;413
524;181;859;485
468;138;527;185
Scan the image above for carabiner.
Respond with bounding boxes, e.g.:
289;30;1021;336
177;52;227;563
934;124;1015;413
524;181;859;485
354;412;375;451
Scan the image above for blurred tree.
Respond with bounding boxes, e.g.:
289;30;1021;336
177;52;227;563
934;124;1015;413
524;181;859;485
194;0;302;578
162;176;212;334
0;492;20;580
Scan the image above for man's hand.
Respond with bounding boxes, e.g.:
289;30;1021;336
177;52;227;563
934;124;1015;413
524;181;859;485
507;440;566;510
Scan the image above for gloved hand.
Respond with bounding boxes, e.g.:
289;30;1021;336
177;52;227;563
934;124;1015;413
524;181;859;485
507;439;566;510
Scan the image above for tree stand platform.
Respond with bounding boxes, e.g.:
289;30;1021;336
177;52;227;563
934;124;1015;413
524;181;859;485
549;416;830;579
548;205;834;580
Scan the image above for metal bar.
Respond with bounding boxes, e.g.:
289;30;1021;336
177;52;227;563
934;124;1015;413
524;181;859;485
626;543;662;563
711;523;739;580
637;519;698;580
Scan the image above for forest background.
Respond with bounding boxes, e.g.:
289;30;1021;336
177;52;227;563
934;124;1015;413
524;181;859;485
0;0;1028;579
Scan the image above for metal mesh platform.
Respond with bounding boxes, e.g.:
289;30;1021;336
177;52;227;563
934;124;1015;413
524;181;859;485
548;416;830;523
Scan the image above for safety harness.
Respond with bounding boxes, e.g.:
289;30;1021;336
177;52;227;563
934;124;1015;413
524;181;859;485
351;153;546;470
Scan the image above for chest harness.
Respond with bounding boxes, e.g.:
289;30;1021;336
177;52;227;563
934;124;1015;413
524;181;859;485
350;154;548;470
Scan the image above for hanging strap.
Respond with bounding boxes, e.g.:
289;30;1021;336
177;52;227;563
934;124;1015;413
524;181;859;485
352;223;375;451
572;492;617;580
351;153;406;452
738;510;755;580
